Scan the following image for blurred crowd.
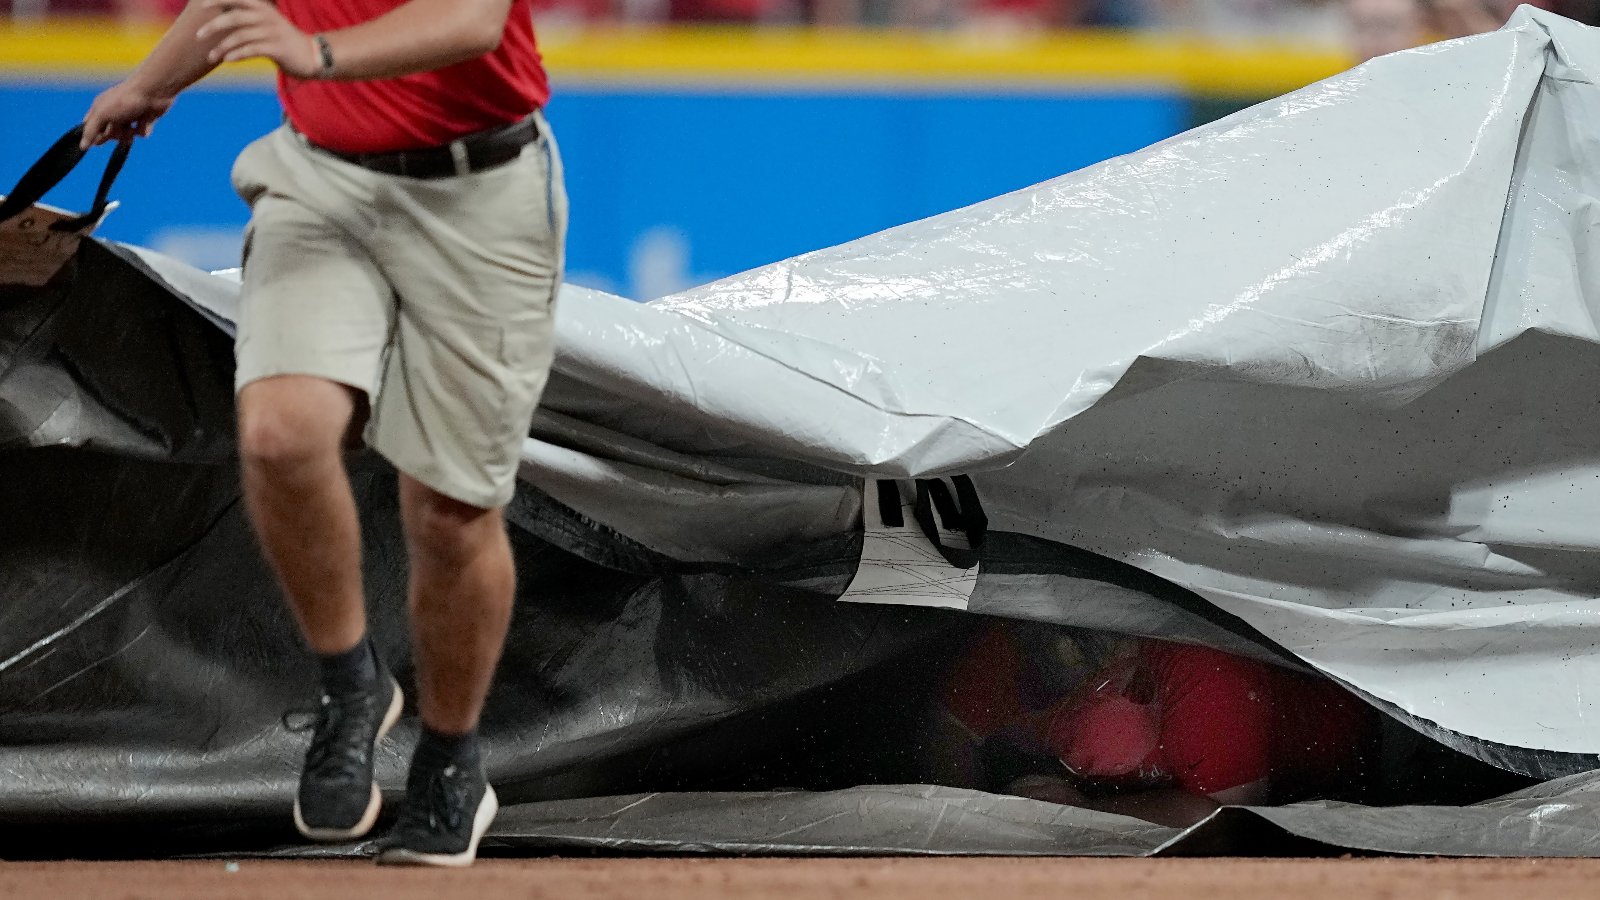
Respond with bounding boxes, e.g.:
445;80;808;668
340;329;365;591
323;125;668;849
1347;0;1596;58
3;0;1596;61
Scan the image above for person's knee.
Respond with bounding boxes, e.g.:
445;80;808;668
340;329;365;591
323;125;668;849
237;376;353;470
401;481;500;564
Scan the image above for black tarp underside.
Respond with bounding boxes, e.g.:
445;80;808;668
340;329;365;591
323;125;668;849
0;238;1593;857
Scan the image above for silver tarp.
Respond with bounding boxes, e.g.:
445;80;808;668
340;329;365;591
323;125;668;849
509;6;1600;774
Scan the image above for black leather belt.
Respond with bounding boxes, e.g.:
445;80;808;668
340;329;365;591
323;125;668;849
311;114;541;179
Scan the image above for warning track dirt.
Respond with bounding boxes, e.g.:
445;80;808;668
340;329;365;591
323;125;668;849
0;857;1594;900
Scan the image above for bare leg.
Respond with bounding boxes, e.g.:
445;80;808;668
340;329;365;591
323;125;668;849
238;374;366;655
398;474;515;735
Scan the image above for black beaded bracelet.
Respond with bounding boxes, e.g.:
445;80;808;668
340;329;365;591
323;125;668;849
312;33;335;79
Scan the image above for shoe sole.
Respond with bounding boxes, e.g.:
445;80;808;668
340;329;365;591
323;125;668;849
292;677;405;843
375;784;499;868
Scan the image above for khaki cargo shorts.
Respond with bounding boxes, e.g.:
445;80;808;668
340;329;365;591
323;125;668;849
231;116;566;509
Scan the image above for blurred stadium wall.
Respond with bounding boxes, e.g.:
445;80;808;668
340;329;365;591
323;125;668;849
0;23;1349;298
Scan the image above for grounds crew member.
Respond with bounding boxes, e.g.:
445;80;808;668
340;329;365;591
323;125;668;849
934;623;1377;827
82;0;564;866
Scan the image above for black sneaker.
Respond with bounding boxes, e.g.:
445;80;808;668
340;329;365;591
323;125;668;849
376;760;499;867
290;675;404;842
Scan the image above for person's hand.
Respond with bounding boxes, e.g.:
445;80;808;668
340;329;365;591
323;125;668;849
196;0;322;79
1006;774;1089;807
81;81;175;149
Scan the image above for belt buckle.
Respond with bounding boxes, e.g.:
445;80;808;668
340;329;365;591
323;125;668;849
449;140;471;177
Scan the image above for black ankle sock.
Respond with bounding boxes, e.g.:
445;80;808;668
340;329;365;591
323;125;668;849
413;725;481;774
318;636;379;696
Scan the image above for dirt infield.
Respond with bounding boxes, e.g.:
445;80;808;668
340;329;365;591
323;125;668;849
2;857;1596;900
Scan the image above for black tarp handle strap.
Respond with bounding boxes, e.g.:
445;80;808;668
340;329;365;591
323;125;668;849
0;124;133;232
909;475;987;570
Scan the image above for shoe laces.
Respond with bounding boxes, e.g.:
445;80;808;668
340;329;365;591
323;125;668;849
283;693;372;782
402;764;470;834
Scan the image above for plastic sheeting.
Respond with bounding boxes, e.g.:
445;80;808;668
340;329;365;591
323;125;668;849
518;7;1600;774
8;7;1600;857
225;771;1600;859
472;770;1600;858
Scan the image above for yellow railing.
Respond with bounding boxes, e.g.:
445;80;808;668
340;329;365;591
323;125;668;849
0;20;1353;97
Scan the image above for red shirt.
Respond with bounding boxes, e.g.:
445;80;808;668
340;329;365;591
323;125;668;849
275;0;551;155
944;628;1373;799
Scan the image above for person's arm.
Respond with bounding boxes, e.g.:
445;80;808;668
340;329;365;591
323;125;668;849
1016;645;1280;828
83;0;516;149
1100;648;1274;826
195;0;516;83
81;1;225;148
